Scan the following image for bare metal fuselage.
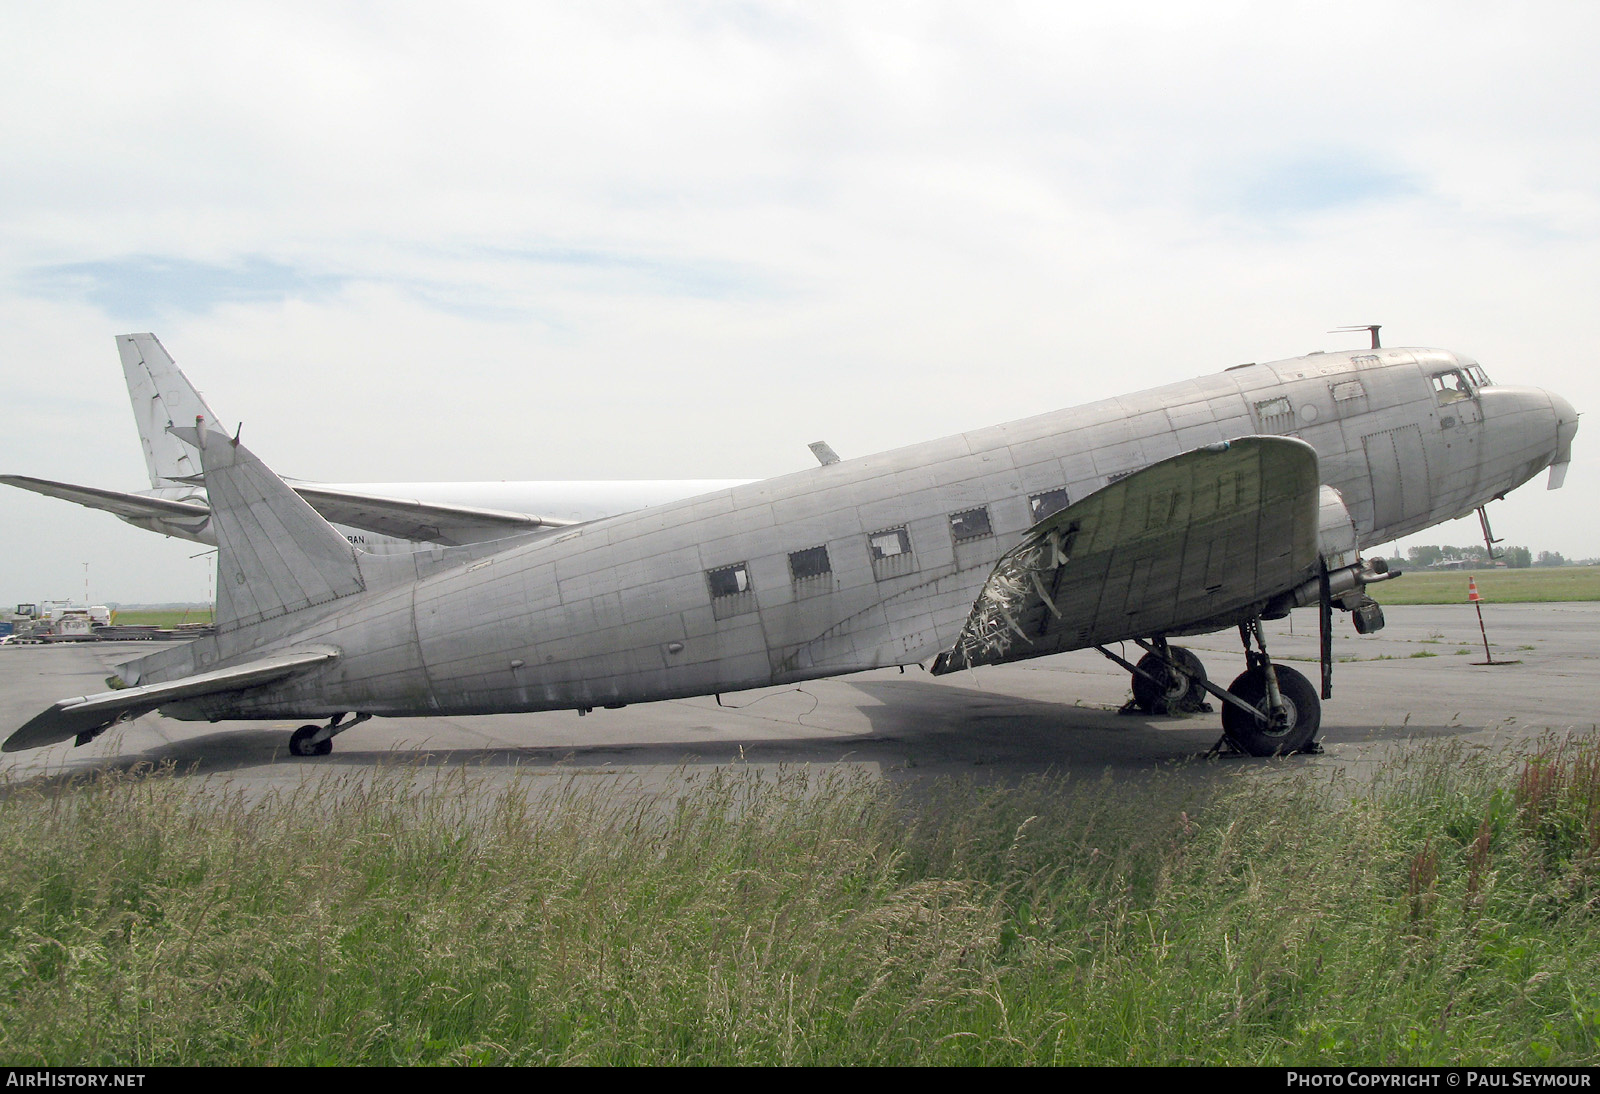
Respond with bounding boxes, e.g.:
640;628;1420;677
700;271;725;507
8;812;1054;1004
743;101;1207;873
141;346;1573;723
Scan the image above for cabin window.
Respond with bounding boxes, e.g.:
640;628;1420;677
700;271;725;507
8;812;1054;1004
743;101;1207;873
706;562;756;619
868;526;916;580
869;528;910;559
1029;488;1071;523
788;545;831;582
1253;395;1295;433
1431;370;1472;405
948;507;992;542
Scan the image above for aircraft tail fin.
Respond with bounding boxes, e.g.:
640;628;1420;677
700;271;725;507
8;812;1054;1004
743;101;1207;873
172;420;366;633
118;334;236;489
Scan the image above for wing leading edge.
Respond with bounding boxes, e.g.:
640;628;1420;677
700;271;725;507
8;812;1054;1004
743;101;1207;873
933;436;1322;674
289;485;573;545
0;474;210;526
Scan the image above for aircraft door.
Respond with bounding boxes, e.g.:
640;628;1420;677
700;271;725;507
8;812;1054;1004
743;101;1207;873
1362;424;1431;536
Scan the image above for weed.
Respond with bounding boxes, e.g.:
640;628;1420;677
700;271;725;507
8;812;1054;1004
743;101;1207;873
3;745;1600;1064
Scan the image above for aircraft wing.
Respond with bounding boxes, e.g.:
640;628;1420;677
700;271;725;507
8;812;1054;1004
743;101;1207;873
4;647;340;752
0;474;209;525
933;437;1321;674
2;473;572;547
289;485;575;545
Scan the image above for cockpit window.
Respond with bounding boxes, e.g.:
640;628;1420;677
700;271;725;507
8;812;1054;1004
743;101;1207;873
1466;365;1491;387
1431;370;1474;404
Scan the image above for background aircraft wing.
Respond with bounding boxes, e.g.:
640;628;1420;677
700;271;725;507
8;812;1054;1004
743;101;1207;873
0;474;210;525
4;647;340;752
933;437;1321;674
289;485;575;545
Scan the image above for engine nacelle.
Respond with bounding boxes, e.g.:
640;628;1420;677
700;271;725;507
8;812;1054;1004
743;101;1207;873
1262;488;1399;628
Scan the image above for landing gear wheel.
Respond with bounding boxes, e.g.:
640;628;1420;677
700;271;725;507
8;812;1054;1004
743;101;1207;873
289;725;332;757
1132;647;1208;714
1220;665;1320;756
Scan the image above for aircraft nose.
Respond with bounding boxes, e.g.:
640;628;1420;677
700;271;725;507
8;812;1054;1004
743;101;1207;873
1547;389;1579;489
1550;390;1579;458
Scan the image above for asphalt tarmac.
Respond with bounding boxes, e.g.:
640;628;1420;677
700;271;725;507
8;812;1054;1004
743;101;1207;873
2;602;1596;795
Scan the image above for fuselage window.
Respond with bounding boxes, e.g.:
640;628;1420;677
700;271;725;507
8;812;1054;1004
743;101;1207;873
706;562;755;619
868;526;916;580
1253;395;1295;433
949;507;992;542
869;528;910;559
788;545;831;582
1029;488;1071;523
1431;370;1473;404
707;562;750;598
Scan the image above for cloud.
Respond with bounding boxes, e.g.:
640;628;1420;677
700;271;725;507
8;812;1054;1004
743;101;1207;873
2;1;1598;603
24;256;347;321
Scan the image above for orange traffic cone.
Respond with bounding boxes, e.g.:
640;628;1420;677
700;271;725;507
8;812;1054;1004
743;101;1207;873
1467;578;1481;602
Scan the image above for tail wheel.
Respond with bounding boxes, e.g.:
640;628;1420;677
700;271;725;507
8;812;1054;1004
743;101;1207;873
1220;664;1321;756
1132;646;1208;714
289;725;332;757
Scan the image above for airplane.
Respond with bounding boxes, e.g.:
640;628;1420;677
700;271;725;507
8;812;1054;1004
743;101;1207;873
0;333;751;551
5;336;1578;760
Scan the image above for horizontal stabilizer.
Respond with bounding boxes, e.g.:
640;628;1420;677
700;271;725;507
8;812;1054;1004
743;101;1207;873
0;475;209;524
4;647;340;752
934;437;1322;673
292;485;572;545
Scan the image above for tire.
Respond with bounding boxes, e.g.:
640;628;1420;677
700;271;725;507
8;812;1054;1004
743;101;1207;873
1220;664;1320;756
289;725;332;757
1131;646;1208;714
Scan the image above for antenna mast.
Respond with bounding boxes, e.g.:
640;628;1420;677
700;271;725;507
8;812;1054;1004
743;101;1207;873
1329;324;1382;349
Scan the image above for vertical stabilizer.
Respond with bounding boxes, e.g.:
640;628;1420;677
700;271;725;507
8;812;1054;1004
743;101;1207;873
118;334;235;488
173;421;365;632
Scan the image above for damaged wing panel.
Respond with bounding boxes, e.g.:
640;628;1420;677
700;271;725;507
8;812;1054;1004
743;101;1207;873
933;437;1321;673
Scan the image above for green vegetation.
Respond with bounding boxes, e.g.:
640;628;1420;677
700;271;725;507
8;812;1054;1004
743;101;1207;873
106;608;214;628
1369;566;1600;605
3;747;1600;1065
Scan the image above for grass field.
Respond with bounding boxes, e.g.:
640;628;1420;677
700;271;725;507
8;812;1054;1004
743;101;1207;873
1368;566;1600;605
3;744;1598;1066
107;608;214;627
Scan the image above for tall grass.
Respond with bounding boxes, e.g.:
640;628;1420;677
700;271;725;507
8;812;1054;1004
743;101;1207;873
2;745;1598;1065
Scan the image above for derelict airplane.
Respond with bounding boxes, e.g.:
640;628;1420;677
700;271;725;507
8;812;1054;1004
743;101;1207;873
5;331;1579;758
0;333;749;551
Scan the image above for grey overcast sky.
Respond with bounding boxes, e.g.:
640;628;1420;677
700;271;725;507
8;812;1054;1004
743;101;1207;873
2;1;1596;604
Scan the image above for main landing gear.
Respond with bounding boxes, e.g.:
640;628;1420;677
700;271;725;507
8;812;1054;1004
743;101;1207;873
1098;619;1322;757
1130;640;1209;715
288;712;371;757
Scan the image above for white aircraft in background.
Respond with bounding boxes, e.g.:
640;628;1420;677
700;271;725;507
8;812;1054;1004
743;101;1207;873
1;334;750;551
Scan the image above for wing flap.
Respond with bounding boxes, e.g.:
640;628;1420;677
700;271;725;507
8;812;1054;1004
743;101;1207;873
933;437;1321;674
3;647;340;752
